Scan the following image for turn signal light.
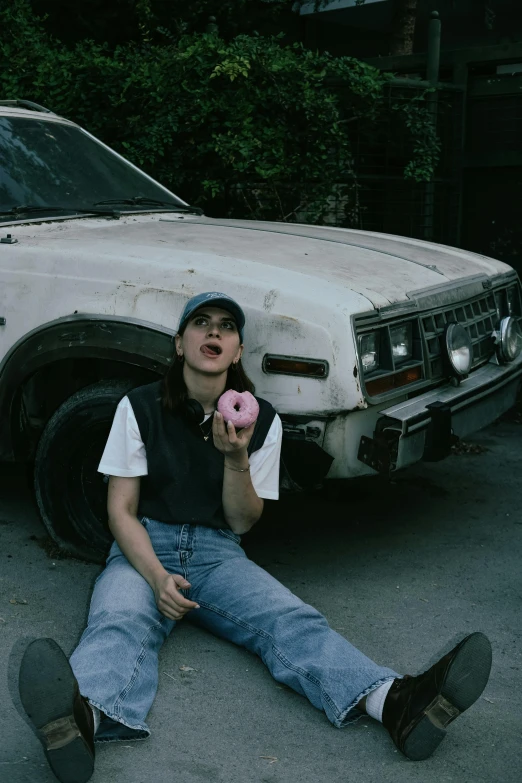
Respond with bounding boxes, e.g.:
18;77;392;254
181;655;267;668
366;366;422;397
263;355;328;378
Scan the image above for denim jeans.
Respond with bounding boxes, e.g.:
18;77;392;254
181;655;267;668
70;518;398;742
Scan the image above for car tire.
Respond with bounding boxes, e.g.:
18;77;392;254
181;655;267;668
34;379;139;563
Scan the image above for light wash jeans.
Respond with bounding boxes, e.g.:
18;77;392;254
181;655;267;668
70;518;398;742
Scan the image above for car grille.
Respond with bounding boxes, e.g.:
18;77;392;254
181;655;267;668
354;277;522;400
422;291;497;379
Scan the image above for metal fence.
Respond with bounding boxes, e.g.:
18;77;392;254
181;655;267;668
327;81;465;247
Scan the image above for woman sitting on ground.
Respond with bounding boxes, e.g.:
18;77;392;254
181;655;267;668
18;291;492;783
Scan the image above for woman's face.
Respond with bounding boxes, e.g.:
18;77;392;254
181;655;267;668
175;306;243;374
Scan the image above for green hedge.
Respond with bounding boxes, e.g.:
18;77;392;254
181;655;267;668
0;0;439;223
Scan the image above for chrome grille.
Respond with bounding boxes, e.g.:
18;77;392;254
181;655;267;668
354;277;522;401
422;292;497;378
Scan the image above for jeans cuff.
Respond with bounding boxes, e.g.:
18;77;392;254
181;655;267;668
86;698;151;743
335;675;398;728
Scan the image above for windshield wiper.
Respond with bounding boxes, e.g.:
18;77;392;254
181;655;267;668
0;204;120;218
93;196;203;215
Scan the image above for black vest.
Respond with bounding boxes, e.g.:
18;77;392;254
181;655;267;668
127;381;277;529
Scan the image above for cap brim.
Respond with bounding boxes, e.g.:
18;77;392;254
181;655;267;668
189;301;244;330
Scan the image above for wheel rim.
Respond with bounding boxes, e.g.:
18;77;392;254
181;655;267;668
34;380;142;562
63;420;112;555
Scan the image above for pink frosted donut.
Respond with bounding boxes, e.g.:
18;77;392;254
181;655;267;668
217;390;259;429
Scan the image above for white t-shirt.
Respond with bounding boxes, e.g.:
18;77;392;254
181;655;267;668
98;396;282;500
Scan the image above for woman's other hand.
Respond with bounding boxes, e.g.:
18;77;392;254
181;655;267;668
153;573;200;621
212;411;255;456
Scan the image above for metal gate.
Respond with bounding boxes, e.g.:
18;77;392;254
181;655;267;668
346;80;464;246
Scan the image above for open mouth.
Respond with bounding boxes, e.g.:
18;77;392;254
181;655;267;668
201;344;222;357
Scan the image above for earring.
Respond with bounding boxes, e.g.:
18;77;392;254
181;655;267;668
177;353;184;363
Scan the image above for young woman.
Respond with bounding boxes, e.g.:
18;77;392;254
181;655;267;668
19;292;492;783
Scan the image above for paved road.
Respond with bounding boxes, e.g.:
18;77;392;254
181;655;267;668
1;420;521;783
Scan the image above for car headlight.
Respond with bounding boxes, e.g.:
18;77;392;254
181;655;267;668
495;316;522;363
390;323;412;363
445;322;472;377
359;332;379;374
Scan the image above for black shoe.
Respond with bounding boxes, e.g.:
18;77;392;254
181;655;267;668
19;638;95;783
382;632;492;761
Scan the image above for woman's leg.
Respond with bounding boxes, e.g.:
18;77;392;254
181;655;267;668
70;545;175;741
188;529;397;728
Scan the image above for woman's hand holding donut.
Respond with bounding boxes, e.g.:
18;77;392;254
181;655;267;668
153;572;200;621
213;411;255;457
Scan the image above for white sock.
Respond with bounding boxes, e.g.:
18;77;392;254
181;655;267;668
89;704;101;734
364;679;395;723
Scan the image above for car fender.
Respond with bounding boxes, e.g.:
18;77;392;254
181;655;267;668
0;313;174;460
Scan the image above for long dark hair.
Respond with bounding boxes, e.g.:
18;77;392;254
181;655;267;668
161;326;255;412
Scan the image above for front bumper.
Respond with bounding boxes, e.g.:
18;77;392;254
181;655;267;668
358;354;522;473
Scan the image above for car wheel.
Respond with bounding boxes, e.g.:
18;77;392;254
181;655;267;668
34;379;139;563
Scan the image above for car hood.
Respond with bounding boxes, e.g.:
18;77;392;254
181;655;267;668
6;214;513;309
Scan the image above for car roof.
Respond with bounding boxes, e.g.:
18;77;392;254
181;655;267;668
0;103;76;126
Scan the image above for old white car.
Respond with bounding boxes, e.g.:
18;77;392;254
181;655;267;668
1;101;521;560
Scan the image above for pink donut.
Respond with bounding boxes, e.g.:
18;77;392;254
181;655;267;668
217;390;259;429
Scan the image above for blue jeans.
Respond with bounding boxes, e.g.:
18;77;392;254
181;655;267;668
70;518;398;742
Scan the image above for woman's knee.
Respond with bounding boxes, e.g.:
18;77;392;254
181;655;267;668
88;562;157;618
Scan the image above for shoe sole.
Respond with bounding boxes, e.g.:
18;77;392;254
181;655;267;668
19;638;94;783
402;632;492;761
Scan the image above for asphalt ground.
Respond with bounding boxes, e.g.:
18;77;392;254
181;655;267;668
1;419;521;783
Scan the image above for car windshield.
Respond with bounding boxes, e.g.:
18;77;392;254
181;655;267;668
0;116;186;217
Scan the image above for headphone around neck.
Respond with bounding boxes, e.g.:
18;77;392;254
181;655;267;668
181;398;208;425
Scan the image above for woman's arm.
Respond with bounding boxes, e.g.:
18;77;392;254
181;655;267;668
222;450;264;534
107;476;167;587
213;412;264;534
107;476;199;620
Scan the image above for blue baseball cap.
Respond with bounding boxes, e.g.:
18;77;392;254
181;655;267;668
177;292;245;342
